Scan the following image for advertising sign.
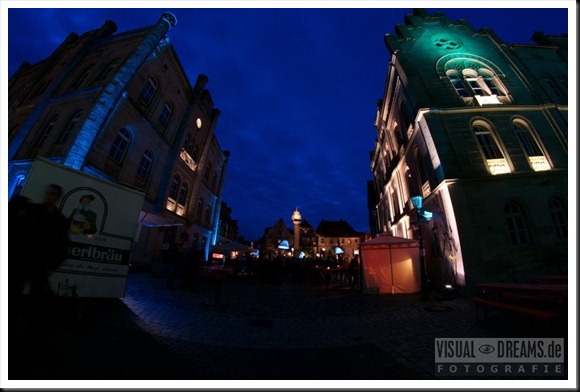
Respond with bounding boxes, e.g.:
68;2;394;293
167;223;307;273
20;158;145;297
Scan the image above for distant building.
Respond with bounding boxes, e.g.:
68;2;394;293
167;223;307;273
8;12;230;264
259;218;294;258
368;9;568;292
257;217;366;260
315;219;365;259
217;201;240;243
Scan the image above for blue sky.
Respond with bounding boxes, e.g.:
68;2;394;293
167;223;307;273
5;4;571;241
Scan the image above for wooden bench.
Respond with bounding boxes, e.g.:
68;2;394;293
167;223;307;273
472;297;559;321
499;291;565;305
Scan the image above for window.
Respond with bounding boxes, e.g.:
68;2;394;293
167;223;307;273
168;175;180;200
445;60;508;105
136;150;154;180
177;183;188;206
72;65;95;88
548;197;567;240
97;60;119;81
204;163;211;181
471;121;511;175
139;76;158;106
33;115;58;148
56;110;83;144
196;197;204;219
472;123;503;160
192;144;200;161
448;72;470;97
204;205;212;223
513;119;550;171
108;128;131;164
504;201;530;246
159;101;173;128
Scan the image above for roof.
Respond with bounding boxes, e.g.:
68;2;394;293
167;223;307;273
360;232;419;248
316;219;359;237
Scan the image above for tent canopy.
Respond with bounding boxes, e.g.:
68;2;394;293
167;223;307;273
211;241;251;254
359;232;421;294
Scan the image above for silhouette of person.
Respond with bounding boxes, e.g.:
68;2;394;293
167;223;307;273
8;195;35;324
28;184;70;319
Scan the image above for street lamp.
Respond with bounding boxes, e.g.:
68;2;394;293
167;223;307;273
410;195;432;301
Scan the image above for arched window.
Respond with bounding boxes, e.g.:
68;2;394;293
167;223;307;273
168;175;180;200
204;205;212;223
447;70;470;97
413;147;429;194
394;124;404;149
159;101;173;128
472;122;503;160
471;120;510;175
56;110;84;144
504;201;531;246
512;119;550;171
33;114;58;148
108;128;131;164
548;197;567;240
139;76;158;106
405;167;417;203
97;60;120;81
444;58;509;105
136;150;154;180
196;197;204;219
72;65;95;88
177;182;188;205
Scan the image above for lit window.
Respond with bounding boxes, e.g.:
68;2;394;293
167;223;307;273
472;121;510;175
448;72;470;97
548;197;567;240
504;201;530;246
472;123;503;159
108;128;131;164
136;150;154;180
513;119;551;171
445;60;508;105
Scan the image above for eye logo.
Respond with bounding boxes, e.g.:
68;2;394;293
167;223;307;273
479;344;495;354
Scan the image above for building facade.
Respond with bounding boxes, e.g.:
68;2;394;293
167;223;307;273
369;9;568;292
315;219;366;260
8;12;230;264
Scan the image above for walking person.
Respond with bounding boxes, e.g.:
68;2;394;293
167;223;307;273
349;254;360;290
8;195;35;326
28;184;70;321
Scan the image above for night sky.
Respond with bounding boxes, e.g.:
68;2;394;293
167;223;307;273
4;4;570;241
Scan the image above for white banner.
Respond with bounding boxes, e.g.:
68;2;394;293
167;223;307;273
21;158;145;297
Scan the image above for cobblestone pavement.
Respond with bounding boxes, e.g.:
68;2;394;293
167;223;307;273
7;270;570;387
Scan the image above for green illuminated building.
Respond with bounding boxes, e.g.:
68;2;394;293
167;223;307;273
369;9;568;292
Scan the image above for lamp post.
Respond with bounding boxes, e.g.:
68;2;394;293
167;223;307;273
410;195;431;301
